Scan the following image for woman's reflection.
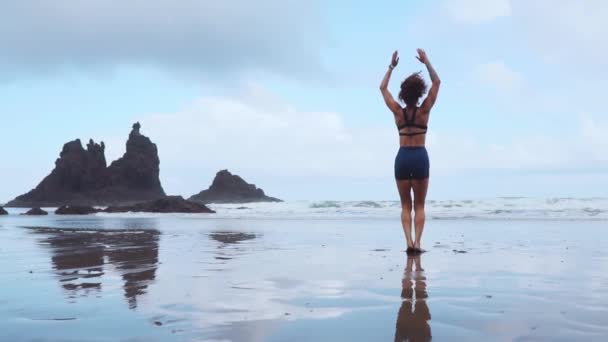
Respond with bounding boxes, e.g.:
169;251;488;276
394;254;431;342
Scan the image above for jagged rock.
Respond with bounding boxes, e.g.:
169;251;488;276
104;196;215;213
6;123;166;207
189;170;281;204
23;208;48;216
55;205;100;215
0;207;7;215
105;122;165;201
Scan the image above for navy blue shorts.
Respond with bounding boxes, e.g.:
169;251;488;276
394;146;430;180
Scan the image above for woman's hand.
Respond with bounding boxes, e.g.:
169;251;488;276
416;48;429;65
391;50;399;68
380;50;401;115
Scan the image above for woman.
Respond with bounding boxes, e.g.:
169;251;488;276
379;48;440;253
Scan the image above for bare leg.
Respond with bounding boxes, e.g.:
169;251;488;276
411;178;429;251
396;180;414;250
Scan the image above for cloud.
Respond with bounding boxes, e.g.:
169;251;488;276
473;61;524;93
112;85;608;199
513;0;608;66
442;0;511;24
435;1;608;73
579;114;608;162
0;0;326;79
428;111;608;176
441;0;608;67
126;84;396;198
427;133;575;173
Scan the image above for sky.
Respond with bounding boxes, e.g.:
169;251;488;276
1;0;608;202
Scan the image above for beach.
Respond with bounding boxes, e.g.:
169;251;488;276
3;0;607;341
1;200;608;341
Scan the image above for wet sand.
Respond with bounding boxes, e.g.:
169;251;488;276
1;210;608;341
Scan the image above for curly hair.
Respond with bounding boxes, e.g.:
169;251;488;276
399;72;428;106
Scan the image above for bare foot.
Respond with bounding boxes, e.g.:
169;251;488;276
406;240;415;252
406;249;420;256
414;241;425;253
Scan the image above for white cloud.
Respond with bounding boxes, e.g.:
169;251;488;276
513;0;608;66
0;0;326;79
428;111;608;176
108;85;608;199
439;0;608;68
579;114;608;162
428;133;575;173
473;61;524;93
125;84;396;197
442;0;511;24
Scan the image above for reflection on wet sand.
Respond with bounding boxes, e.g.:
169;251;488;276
208;231;257;262
395;254;432;342
29;227;160;309
209;231;257;245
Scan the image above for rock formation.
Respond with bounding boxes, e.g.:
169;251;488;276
53;197;214;215
105;196;215;214
0;207;7;215
104;122;165;203
6;123;166;207
23;208;49;216
55;205;100;215
189;170;281;204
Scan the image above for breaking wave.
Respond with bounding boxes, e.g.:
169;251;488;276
7;198;608;221
206;198;608;220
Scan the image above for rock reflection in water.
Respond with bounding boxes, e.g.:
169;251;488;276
208;231;257;262
209;231;256;245
30;227;160;309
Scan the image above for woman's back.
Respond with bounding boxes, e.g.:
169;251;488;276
395;106;429;147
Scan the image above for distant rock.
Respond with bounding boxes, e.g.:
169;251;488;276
23;208;48;216
189;170;282;204
55;205;100;215
6;123;166;207
104;122;165;203
0;207;7;215
105;196;215;214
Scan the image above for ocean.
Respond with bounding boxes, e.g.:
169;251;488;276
208;197;607;220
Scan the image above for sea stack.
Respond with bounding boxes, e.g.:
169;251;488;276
189;170;282;204
23;208;49;216
6;123;166;207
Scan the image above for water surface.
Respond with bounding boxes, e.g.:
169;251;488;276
1;209;608;341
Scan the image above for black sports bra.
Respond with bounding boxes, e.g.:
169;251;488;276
397;106;427;136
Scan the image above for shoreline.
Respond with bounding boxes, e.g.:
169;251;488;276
3;197;608;221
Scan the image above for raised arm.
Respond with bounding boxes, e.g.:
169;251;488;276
379;50;402;115
417;49;441;111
